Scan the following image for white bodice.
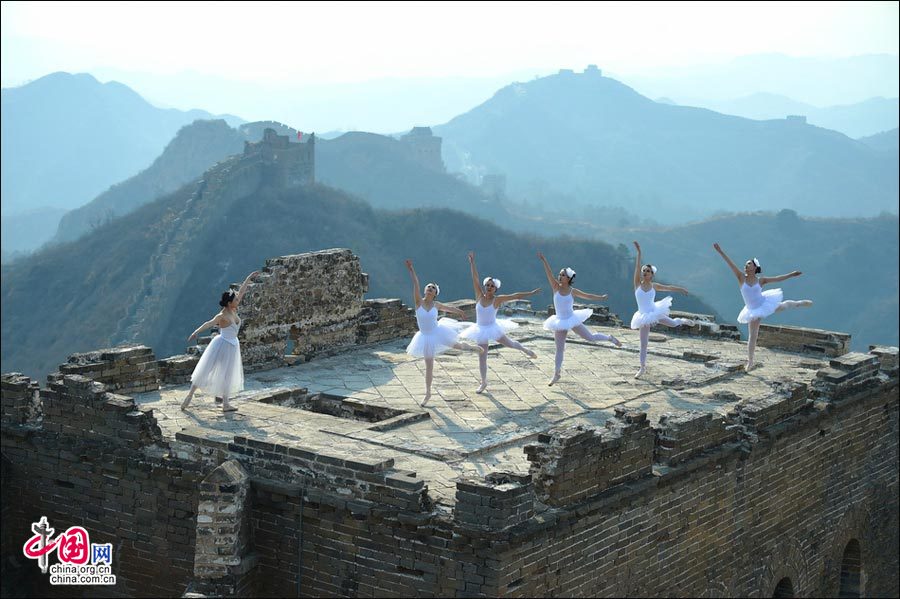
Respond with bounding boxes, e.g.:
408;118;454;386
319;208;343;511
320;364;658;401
635;286;657;314
741;281;764;309
415;305;438;333
476;301;497;326
553;291;575;319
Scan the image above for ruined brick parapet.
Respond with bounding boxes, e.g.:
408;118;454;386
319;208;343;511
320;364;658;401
655;411;739;466
813;350;889;401
454;472;535;531
56;344;160;394
759;323;851;357
356;298;417;345
40;374;164;448
1;373;40;426
524;409;654;506
158;353;200;384
668;310;742;340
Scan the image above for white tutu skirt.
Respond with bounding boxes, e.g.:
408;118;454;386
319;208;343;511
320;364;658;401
737;288;783;323
630;296;674;329
543;308;594;332
191;335;244;398
460;319;519;344
406;321;462;358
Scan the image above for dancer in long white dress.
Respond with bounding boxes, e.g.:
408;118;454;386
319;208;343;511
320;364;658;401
537;252;622;386
181;270;259;413
631;241;695;378
405;260;483;405
713;243;813;371
463;251;540;394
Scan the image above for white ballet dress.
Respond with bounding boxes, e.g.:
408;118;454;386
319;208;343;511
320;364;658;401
406;305;462;358
630;286;674;329
543;291;593;332
190;316;244;398
737;281;783;324
460;301;518;344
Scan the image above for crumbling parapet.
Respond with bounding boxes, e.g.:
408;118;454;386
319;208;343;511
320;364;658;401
524;409;654;507
655;411;739;466
1;373;41;426
758;324;851;357
56;344;160;394
813;351;887;401
453;472;535;532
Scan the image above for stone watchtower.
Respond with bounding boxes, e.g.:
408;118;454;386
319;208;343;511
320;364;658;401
243;128;315;188
400;126;445;172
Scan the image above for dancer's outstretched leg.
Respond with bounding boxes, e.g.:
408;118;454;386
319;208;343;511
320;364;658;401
454;342;485;354
636;326;650;378
775;300;813;312
180;385;198;411
422;357;434;405
550;331;567;385
657;316;696;328
476;344;489;393
571;324;622;347
497;335;537;359
746;319;761;371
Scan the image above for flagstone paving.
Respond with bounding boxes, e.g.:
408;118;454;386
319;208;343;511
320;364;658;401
135;319;828;505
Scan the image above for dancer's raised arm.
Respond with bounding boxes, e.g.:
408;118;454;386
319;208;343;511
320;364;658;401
405;260;421;309
468;252;483;300
188;314;229;342
436;301;467;319
633;241;642;289
761;270;802;286
537;252;560;292
713;242;744;284
572;288;609;302
234;271;259;307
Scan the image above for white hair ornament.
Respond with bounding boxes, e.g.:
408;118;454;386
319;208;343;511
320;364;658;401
482;277;501;290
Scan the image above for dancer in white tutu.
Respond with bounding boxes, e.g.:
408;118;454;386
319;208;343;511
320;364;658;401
464;251;540;394
537;252;622;386
631;241;695;378
713;243;812;371
181;270;259;412
405;260;483;405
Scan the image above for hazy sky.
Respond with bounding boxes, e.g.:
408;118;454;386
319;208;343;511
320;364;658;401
2;1;898;88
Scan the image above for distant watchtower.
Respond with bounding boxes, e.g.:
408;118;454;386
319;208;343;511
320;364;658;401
243;128;315;187
400;127;445;172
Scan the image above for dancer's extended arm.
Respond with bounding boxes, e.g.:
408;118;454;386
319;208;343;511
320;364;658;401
572;288;609;302
655;283;689;295
436;301;467;319
405;260;421;309
496;288;541;305
713;243;744;284
537;252;560;292
188;313;230;342
761;271;802;286
234;271;259;307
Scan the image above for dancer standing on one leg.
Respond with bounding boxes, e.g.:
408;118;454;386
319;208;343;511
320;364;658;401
181;270;259;413
631;241;695;379
463;251;540;394
404;260;483;405
713;243;813;371
537;251;622;386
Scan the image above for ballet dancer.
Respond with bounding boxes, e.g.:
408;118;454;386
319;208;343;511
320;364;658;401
713;243;812;371
405;260;483;405
463;251;540;394
631;241;695;378
537;251;622;386
181;270;259;413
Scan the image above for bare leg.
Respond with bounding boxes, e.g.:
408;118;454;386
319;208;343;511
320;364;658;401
422;357;434;405
636;326;650;378
476;344;489;393
454;342;485;355
497;335;537;359
550;330;567;385
222;393;237;412
571;324;622;347
180;384;198;410
746;318;761;371
775;300;813;312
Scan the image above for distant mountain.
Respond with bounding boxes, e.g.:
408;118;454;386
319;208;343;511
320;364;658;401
0;207;68;263
0;72;244;251
0;155;717;379
599;211;899;352
695;93;898;138
620;53;899;108
434;68;898;222
858;128;899;153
